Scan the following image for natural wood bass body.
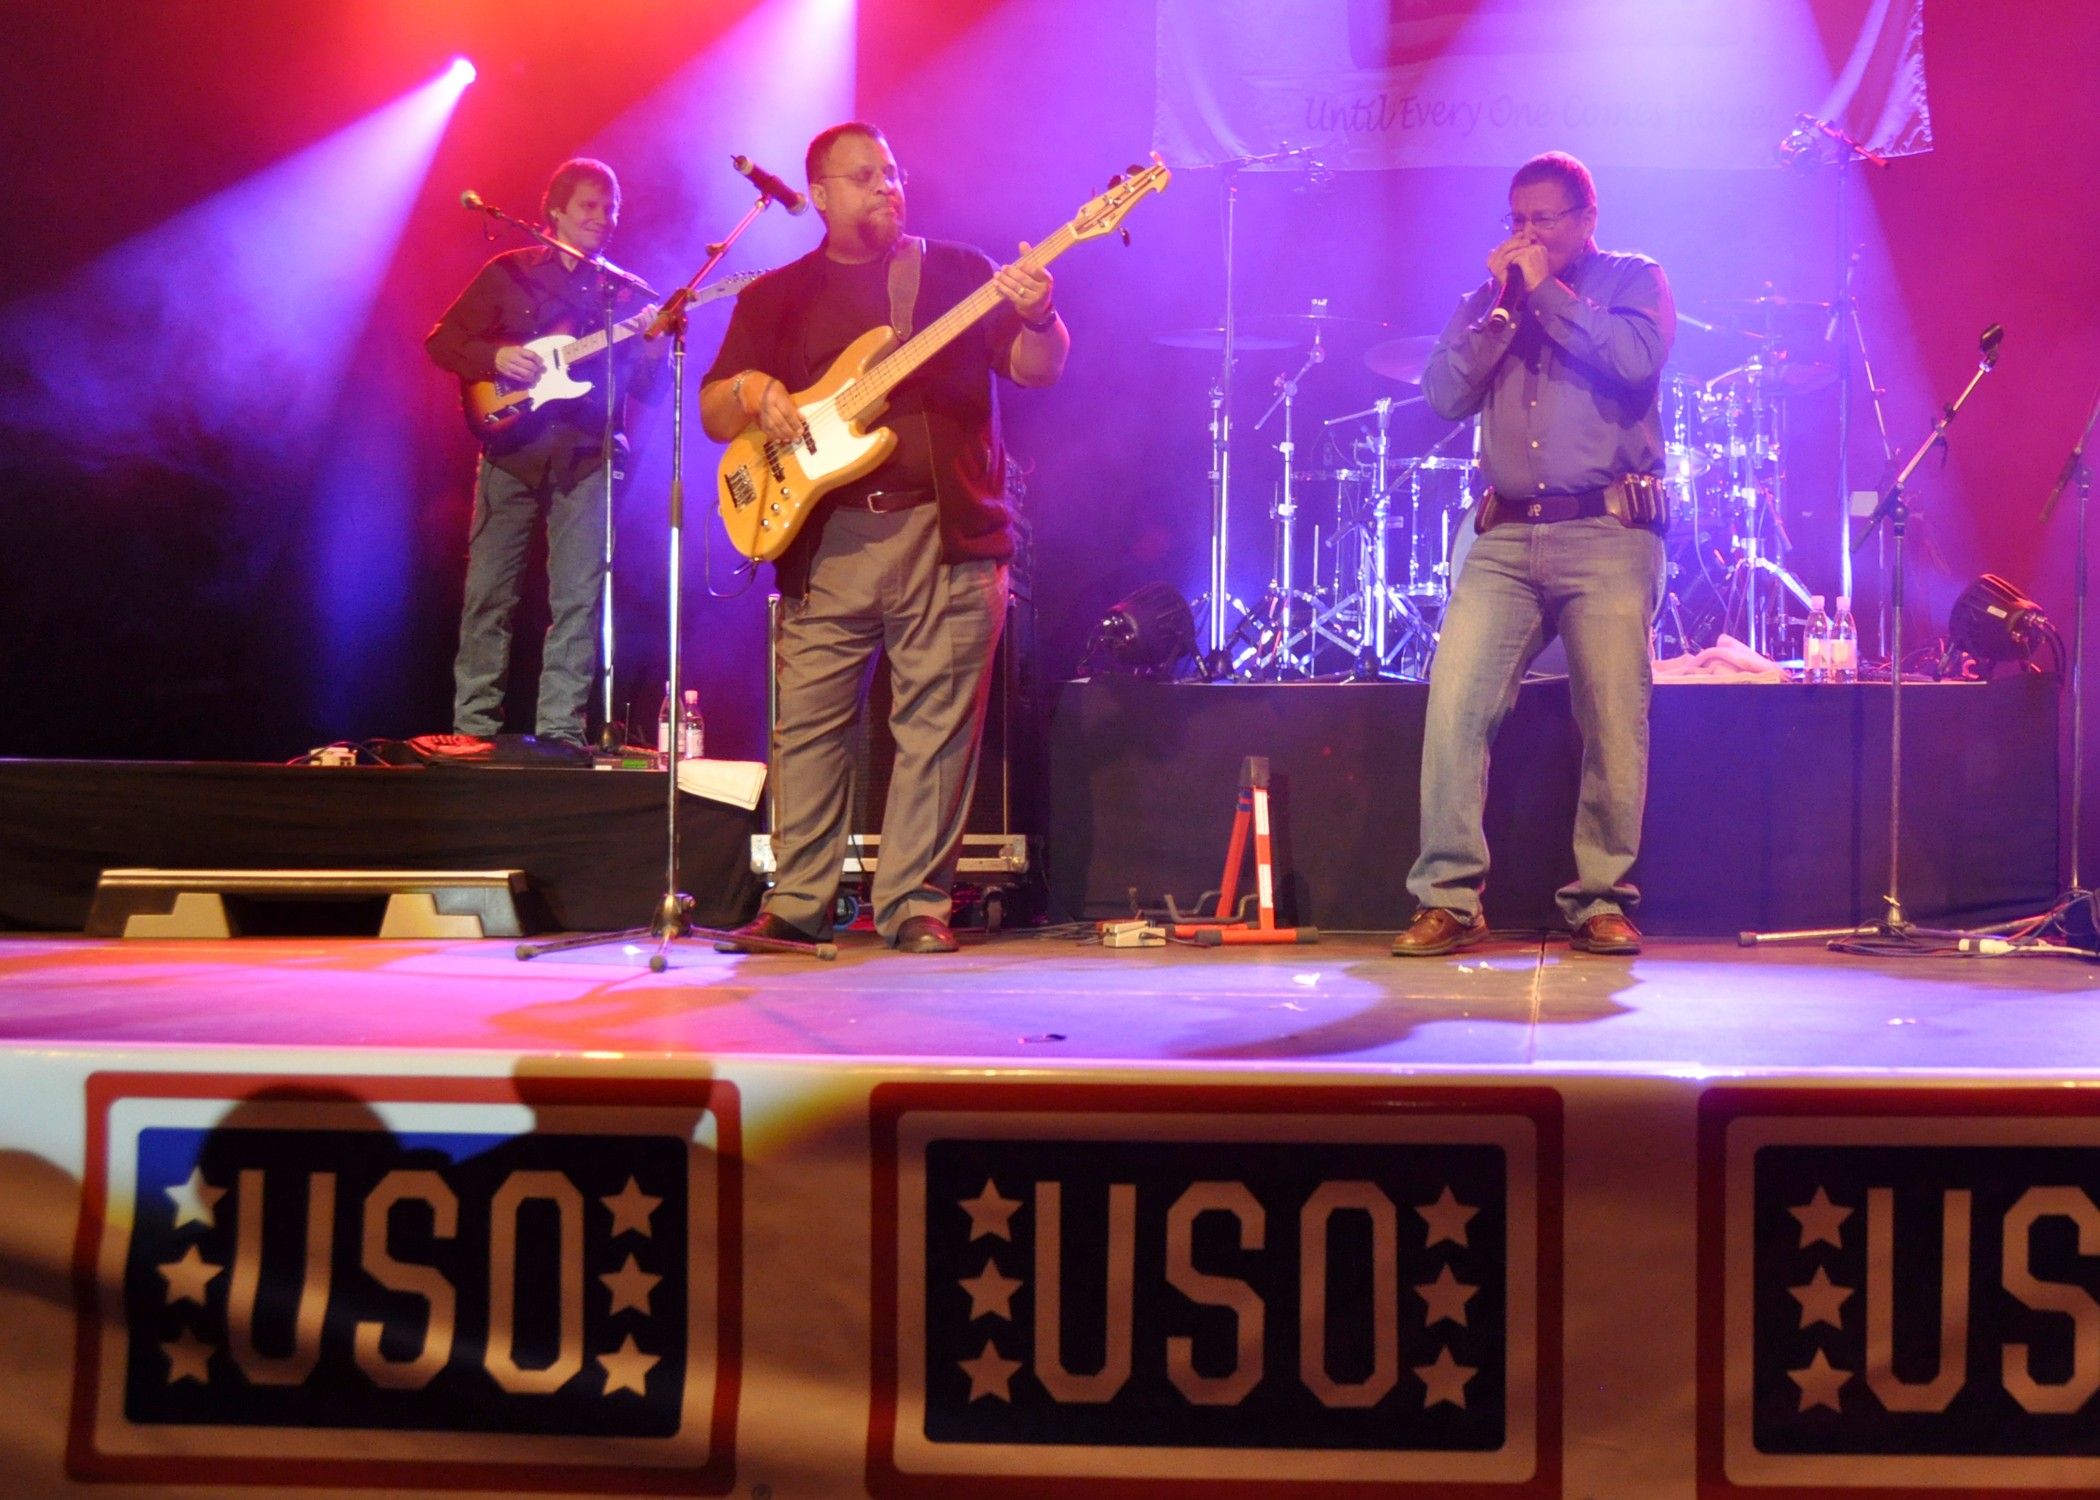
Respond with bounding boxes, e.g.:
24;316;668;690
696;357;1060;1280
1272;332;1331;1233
717;327;901;563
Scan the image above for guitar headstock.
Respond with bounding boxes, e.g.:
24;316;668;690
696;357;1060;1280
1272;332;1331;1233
1069;154;1172;242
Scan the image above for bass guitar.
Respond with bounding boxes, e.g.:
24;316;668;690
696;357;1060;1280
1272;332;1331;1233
461;271;760;440
717;157;1171;562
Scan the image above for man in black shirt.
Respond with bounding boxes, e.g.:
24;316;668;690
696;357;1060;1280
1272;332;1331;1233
700;122;1068;952
424;158;665;754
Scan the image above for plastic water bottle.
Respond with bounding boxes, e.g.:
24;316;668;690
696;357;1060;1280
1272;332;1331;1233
656;681;673;754
681;689;704;760
1802;595;1831;683
1831;596;1859;683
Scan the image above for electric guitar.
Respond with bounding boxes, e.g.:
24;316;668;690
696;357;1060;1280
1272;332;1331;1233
717;157;1172;562
460;271;760;440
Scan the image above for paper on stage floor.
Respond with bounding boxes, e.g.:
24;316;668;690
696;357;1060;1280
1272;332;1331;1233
675;758;767;809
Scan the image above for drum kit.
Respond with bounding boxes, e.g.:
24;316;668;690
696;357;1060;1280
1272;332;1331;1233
1151;287;1841;679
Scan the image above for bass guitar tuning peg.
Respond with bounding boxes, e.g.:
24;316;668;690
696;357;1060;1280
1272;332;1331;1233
1121;229;1133;247
1107;173;1125;189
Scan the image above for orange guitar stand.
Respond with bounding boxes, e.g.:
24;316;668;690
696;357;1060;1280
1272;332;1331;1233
1166;757;1319;946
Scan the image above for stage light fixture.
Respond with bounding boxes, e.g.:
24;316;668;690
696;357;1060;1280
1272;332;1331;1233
447;57;477;87
1086;582;1197;677
1949;573;2052;673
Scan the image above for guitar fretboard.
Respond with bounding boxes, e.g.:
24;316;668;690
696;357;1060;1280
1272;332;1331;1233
838;222;1084;421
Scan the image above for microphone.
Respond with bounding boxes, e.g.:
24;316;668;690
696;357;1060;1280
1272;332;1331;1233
1487;267;1526;330
1980;322;2005;358
731;156;807;216
460;189;489;212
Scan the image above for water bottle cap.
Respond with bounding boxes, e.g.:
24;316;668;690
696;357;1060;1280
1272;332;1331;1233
1835;595;1850;611
1809;594;1826;609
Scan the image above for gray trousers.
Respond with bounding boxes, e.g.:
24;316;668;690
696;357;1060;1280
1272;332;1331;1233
764;504;1008;940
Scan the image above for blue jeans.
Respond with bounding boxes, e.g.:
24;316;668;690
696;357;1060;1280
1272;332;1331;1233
452;458;607;744
1406;515;1665;927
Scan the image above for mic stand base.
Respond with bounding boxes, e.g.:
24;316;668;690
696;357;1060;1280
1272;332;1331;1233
516;893;839;969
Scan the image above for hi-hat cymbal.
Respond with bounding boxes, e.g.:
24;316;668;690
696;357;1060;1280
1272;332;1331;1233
1362;334;1439;385
1152;327;1298;352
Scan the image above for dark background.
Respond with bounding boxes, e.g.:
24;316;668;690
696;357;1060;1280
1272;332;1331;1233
1;0;2093;866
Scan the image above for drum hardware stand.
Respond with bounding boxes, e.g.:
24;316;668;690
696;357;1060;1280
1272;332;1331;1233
1241;332;1329;677
1742;325;2002;951
1309;396;1438;678
1785;115;1896;655
1184;149;1325;663
519;191;835;969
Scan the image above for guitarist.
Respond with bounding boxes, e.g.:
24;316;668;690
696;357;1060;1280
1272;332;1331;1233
423;157;666;756
699;122;1067;953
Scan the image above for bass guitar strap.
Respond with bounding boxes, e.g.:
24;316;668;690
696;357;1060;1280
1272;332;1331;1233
887;235;924;340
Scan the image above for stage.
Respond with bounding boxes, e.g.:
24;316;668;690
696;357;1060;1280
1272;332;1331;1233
4;927;2100;1500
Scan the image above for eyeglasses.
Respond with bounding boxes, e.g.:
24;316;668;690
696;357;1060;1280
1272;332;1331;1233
816;164;908;190
1501;207;1582;233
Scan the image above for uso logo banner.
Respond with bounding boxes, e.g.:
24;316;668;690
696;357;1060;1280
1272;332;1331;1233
870;1082;1561;1498
68;1072;740;1494
1700;1088;2100;1496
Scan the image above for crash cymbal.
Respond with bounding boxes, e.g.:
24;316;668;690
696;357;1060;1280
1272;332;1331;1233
1705;353;1836;398
1362;334;1439;385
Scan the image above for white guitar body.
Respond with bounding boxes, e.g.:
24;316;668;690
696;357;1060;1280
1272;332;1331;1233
510;332;594;412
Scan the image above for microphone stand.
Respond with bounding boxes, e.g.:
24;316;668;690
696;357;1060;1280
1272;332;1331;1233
2041;380;2100;907
463;194;659;739
518;189;835;966
1743;328;2002;951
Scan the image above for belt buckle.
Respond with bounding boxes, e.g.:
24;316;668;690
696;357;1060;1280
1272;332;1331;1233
1525;501;1544;520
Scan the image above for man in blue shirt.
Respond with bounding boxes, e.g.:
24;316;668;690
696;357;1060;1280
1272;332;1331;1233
1393;151;1674;958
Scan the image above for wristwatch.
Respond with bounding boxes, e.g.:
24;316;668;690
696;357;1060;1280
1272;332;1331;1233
1020;304;1059;333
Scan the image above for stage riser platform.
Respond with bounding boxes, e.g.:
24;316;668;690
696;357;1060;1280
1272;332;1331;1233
1047;676;2059;935
0;760;764;934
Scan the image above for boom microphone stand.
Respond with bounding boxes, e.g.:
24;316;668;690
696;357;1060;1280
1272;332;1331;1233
1742;325;2002;950
518;180;835;967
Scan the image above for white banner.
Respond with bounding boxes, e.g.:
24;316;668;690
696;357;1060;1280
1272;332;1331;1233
1154;0;1932;171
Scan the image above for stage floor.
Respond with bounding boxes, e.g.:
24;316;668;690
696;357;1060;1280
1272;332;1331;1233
3;928;2096;1072
10;932;2100;1500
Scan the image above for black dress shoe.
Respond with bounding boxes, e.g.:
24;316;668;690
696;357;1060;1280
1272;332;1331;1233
713;911;820;953
892;915;959;953
1391;907;1489;957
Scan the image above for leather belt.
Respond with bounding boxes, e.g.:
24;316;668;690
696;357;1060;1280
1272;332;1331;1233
837;488;934;514
1506;489;1611;523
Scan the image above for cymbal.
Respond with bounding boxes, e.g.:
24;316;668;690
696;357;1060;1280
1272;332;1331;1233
1152;326;1298;352
1363;334;1439;385
1701;292;1835;310
1705;354;1836;398
1243;310;1389;345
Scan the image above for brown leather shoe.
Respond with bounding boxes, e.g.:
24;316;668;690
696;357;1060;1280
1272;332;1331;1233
1391;907;1489;957
713;911;820;954
892;915;960;954
1569;912;1642;955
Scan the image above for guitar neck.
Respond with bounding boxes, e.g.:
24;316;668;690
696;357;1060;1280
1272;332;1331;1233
843;224;1081;417
560;310;650;365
